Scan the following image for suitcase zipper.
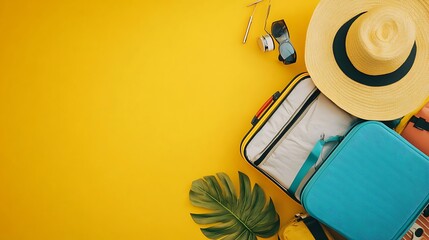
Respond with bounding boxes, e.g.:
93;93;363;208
254;88;320;166
240;73;310;160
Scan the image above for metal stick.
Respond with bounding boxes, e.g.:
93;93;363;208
247;0;263;7
243;5;257;44
263;0;271;34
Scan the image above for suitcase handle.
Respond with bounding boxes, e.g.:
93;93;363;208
251;91;281;126
289;135;343;195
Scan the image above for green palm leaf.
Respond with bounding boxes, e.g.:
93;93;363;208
189;172;280;240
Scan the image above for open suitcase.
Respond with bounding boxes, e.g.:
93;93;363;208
240;73;357;201
240;73;429;239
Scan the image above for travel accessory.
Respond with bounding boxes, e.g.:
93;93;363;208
400;100;429;240
305;0;429;120
407;223;425;240
396;96;429;134
258;16;297;64
256;1;296;64
240;73;357;201
301;121;429;240
402;209;429;240
401;100;429;156
278;213;334;240
272;19;296;64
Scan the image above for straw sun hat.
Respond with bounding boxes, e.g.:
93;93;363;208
305;0;429;120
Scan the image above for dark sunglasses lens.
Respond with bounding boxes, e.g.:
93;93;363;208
271;20;287;38
280;43;296;64
284;53;297;64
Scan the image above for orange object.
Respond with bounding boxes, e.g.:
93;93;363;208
402;206;429;240
401;101;429;156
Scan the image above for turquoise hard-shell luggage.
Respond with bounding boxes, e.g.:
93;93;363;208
301;121;429;240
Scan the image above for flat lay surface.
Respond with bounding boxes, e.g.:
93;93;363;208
0;0;318;239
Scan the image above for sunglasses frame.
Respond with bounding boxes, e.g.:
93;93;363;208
271;19;297;64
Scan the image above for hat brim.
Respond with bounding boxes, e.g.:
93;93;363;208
305;0;429;120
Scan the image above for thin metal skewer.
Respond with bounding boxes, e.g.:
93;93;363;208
243;0;264;44
263;0;271;35
247;0;263;7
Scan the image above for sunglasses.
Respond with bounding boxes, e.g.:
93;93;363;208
271;20;297;64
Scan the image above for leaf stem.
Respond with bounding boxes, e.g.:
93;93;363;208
195;185;253;233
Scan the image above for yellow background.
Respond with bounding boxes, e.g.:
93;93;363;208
0;0;319;239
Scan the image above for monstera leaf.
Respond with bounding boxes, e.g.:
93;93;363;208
189;171;280;240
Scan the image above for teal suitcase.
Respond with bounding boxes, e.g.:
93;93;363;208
301;121;429;240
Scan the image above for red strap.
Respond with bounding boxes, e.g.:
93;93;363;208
251;91;280;126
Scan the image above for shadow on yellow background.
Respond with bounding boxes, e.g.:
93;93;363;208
0;0;319;239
